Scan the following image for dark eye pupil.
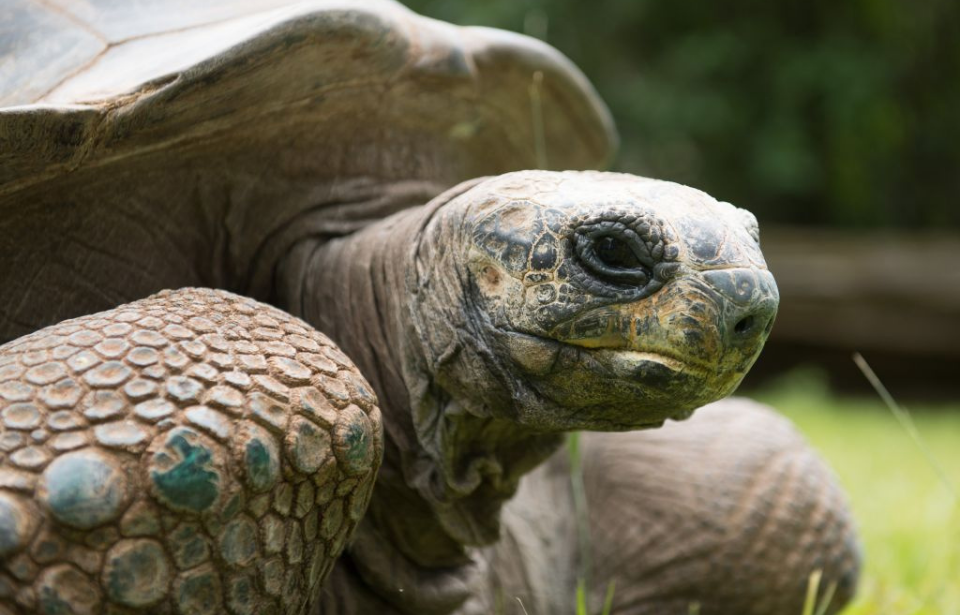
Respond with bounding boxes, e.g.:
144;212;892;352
596;236;641;269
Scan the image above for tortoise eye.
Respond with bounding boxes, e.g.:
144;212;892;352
574;230;651;287
595;236;642;269
570;213;672;297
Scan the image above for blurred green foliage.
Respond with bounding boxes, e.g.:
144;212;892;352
405;0;960;229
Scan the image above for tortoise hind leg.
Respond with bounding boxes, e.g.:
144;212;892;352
0;288;382;614
580;398;859;615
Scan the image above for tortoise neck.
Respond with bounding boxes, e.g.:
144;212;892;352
288;195;563;576
293;202;471;564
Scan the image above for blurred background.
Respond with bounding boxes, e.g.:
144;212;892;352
406;0;960;398
404;2;960;613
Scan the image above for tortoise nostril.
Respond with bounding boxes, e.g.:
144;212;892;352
727;305;776;346
734;315;755;335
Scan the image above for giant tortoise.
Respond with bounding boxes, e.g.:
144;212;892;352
0;1;860;613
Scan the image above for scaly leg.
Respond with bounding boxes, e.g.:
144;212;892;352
0;288;381;615
580;398;860;615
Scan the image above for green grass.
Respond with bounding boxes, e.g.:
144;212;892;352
752;368;960;615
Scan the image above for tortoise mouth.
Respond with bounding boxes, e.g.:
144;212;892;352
501;329;715;381
498;330;728;430
569;344;714;378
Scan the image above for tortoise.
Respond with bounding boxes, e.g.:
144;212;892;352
0;1;860;614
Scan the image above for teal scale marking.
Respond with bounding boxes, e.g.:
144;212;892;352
105;539;170;606
151;428;220;513
344;422;369;467
41;449;128;529
0;494;25;556
177;567;221;613
170;523;209;569
245;438;275;491
39;587;73;615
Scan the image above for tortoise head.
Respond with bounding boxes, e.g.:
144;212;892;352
415;170;778;431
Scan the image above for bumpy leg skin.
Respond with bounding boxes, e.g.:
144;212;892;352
0;288;381;615
581;398;860;615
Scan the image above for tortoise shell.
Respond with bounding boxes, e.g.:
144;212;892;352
0;0;615;343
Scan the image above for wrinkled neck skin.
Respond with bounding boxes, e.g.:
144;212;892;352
285;187;563;612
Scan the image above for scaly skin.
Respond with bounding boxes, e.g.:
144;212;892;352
287;171;852;615
0;289;381;614
461;398;860;615
577;399;860;615
0;171;859;615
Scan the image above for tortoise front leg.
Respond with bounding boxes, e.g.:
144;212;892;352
0;288;381;615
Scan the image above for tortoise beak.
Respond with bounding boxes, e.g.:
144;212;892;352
557;266;779;380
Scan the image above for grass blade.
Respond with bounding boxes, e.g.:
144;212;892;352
813;581;838;615
516;597;529;615
802;569;822;615
568;432;593;590
576;579;588;615
601;580;616;615
853;352;957;500
528;70;548;169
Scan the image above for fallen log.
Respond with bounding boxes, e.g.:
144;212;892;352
761;226;960;357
